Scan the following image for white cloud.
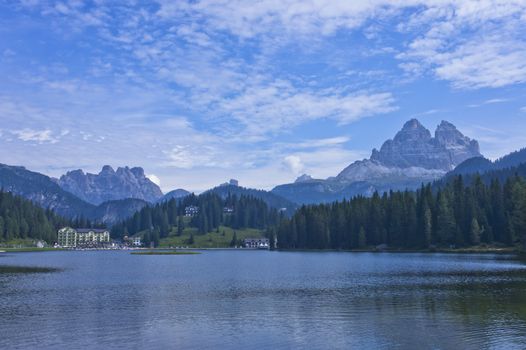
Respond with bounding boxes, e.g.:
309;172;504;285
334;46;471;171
283;155;304;175
11;129;59;144
295;136;350;149
468;98;510;108
483;98;509;105
520;106;526;113
146;174;161;186
434;39;526;89
162;145;223;169
398;2;526;89
215;83;397;136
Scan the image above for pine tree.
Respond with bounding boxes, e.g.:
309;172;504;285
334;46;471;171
177;216;184;236
0;217;4;239
470;218;482;245
230;231;238;247
151;229;160;247
436;191;456;245
423;207;433;248
358;227;367;248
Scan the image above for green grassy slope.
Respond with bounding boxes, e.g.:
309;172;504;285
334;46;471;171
158;225;265;248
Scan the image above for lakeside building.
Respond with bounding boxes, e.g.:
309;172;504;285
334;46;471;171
244;238;270;249
185;205;199;217
123;235;143;247
132;236;142;246
58;227;110;248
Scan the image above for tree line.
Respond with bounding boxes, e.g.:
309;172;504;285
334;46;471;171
0;190;72;243
275;175;526;250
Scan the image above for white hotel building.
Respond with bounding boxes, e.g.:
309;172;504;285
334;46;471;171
58;227;110;248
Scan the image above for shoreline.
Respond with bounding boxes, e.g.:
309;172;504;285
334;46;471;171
1;246;522;255
276;246;522;255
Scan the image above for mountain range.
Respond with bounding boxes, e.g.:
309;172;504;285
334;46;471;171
272;119;482;204
1;119;524;226
0;164;150;224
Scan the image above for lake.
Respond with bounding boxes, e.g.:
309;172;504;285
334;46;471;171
1;250;526;349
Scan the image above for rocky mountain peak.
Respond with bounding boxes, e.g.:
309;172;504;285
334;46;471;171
434;121;480;166
58;165;163;205
274;119;484;205
130;167;145;177
100;165;115;174
436;120;456;130
368;119;480;171
393;118;432;143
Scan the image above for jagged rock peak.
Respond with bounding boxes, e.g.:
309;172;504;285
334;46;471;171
100;165;115;174
58;165;163;205
403;118;426;130
130;167;145;177
366;118;481;171
295;174;314;183
393;118;432;143
436;120;456;130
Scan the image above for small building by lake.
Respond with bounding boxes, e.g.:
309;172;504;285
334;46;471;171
244;238;270;249
184;205;199;217
131;236;142;247
58;227;110;248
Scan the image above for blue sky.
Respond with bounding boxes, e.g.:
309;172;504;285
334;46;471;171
1;0;526;193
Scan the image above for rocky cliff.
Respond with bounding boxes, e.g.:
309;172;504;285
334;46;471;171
58;165;163;205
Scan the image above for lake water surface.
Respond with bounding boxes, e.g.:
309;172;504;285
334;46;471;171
1;250;526;349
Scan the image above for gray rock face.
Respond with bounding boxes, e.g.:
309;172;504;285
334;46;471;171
368;119;480;172
435;120;480;166
273;119;482;204
58;165;163;205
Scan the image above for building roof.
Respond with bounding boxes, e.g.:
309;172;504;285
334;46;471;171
75;228;109;233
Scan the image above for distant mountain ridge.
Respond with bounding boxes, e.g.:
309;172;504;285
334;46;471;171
0;163;149;224
161;189;191;202
57;165;163;205
272;119;482;204
446;148;526;178
0;163;94;219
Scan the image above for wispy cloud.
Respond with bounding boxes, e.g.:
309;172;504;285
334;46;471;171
468;98;511;108
11;129;59;144
398;2;526;89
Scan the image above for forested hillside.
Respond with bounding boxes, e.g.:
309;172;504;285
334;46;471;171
111;192;281;244
206;184;296;212
0;190;72;243
276;175;526;250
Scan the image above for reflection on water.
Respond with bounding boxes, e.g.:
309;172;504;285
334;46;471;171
1;251;525;349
